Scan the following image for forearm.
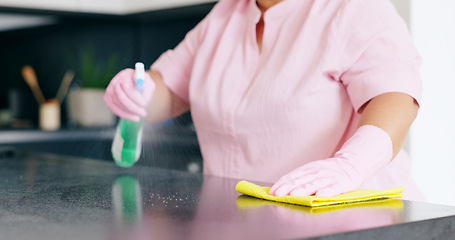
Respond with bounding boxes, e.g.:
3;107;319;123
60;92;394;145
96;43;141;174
144;70;190;123
358;92;419;158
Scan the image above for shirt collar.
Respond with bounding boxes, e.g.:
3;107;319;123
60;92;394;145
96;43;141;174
248;0;301;22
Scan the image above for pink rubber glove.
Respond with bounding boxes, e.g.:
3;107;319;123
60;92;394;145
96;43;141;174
269;125;393;197
104;68;155;122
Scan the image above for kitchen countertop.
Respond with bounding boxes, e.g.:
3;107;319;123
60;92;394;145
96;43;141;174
1;151;455;240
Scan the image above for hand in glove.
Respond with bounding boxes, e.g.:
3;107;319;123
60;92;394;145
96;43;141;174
104;68;155;122
269;125;393;197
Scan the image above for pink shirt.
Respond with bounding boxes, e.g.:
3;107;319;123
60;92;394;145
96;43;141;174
152;0;424;200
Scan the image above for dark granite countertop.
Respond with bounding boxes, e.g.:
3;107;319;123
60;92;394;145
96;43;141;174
0;150;454;240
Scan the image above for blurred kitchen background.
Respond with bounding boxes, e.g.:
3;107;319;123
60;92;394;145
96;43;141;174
0;0;454;207
0;0;217;175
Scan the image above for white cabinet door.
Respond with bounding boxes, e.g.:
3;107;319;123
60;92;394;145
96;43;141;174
0;0;217;14
122;0;217;14
76;0;124;14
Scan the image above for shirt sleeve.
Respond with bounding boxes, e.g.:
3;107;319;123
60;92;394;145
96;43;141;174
336;0;423;112
150;15;209;103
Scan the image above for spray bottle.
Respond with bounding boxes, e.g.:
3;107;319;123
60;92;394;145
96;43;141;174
111;62;145;168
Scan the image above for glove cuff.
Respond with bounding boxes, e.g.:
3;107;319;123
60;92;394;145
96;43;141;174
334;125;393;181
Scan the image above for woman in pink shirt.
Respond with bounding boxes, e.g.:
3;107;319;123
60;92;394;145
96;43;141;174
104;0;425;201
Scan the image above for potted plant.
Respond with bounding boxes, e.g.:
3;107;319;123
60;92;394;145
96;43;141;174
66;46;120;128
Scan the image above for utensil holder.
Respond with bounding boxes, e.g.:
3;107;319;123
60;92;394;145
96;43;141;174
40;100;60;131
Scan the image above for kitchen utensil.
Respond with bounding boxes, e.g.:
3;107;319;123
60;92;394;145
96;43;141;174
21;65;46;105
55;70;74;103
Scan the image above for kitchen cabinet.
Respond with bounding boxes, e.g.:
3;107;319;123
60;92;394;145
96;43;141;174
0;0;212;128
0;0;217;14
1;150;455;239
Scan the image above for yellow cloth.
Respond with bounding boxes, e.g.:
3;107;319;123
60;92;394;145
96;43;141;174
235;181;403;207
236;195;403;214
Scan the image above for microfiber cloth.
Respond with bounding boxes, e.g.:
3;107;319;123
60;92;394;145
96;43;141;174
236;195;403;214
235;181;403;207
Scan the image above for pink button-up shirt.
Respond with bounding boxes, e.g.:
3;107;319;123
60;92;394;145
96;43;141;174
152;0;424;200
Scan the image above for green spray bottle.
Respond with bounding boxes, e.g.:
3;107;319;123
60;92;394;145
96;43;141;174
111;62;145;168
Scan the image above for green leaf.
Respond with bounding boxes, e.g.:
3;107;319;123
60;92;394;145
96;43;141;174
67;45;120;89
